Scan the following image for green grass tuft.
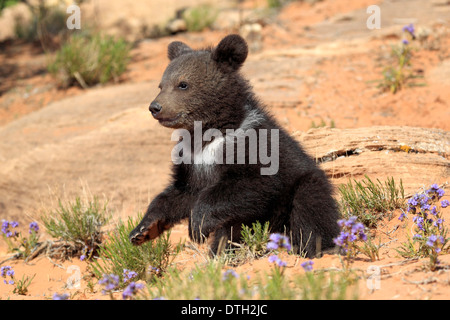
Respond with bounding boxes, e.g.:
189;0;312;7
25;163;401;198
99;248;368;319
48;33;130;88
182;5;217;32
90;215;182;287
339;175;405;228
41;196;110;256
141;260;357;300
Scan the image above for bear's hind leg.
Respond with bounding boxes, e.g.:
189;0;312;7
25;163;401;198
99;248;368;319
289;170;341;258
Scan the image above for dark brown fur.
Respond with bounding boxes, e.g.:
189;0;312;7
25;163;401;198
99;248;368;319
129;35;341;257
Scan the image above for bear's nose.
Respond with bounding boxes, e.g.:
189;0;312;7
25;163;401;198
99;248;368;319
149;101;162;116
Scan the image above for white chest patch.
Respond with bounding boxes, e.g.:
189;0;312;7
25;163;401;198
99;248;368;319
194;135;225;166
171;105;264;172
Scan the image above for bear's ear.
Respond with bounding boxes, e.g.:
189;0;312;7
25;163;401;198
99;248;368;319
168;41;193;60
211;34;248;71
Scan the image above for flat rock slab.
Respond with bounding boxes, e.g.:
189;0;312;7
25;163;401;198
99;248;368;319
295;126;450;195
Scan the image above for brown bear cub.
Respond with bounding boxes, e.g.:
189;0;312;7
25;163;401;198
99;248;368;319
129;34;340;257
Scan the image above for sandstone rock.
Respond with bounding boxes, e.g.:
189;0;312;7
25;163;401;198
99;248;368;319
294;126;450;195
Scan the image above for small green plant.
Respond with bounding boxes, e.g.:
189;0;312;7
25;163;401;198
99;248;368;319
397;184;449;270
48;33;130;88
378;24;425;93
41;196;110;258
91;215;181;286
358;235;381;262
222;221;271;266
339;175;405;228
310;119;336;129
240;221;271;255
1;266;35;295
182;5;217;32
295;269;356;300
1;221;40;259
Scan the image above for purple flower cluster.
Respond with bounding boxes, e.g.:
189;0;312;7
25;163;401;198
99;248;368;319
52;293;69;300
1;220;19;238
267;233;291;251
1;220;39;238
1;266;15;285
401;184;448;265
333;216;367;253
400;23;416;47
123;269;138;283
267;233;291;268
99;269;145;300
268;254;287;267
301;260;314;272
29;222;39;234
426;234;445;253
99;273;120;294
403;184;447;227
222;269;239;281
402;23;415;37
122;282;145;300
406;184;447;215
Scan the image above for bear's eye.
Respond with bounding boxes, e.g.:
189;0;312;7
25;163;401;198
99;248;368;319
178;82;188;90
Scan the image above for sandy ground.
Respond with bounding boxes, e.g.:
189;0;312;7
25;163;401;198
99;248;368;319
1;0;450;300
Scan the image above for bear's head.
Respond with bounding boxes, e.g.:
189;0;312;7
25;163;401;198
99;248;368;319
149;34;250;132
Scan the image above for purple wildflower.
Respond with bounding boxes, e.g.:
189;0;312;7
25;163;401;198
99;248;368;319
267;233;291;251
123;269;138;283
222;269;239;281
122;282;145;300
433;218;444;230
276;259;287;267
408;196;418;207
441;200;449;208
29;222;39;234
426;184;445;200
413;216;425;231
268;254;287;267
1;220;18;238
266;241;278;250
1;266;15;285
430;206;438;216
301;260;314;272
52;293;70;300
426;234;444;253
333;216;367;253
402;23;415;37
430;183;439;190
99;274;119;294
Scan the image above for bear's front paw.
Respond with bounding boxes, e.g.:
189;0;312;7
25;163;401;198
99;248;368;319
129;219;169;246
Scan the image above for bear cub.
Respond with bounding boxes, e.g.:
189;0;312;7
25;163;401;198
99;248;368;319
129;34;340;257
